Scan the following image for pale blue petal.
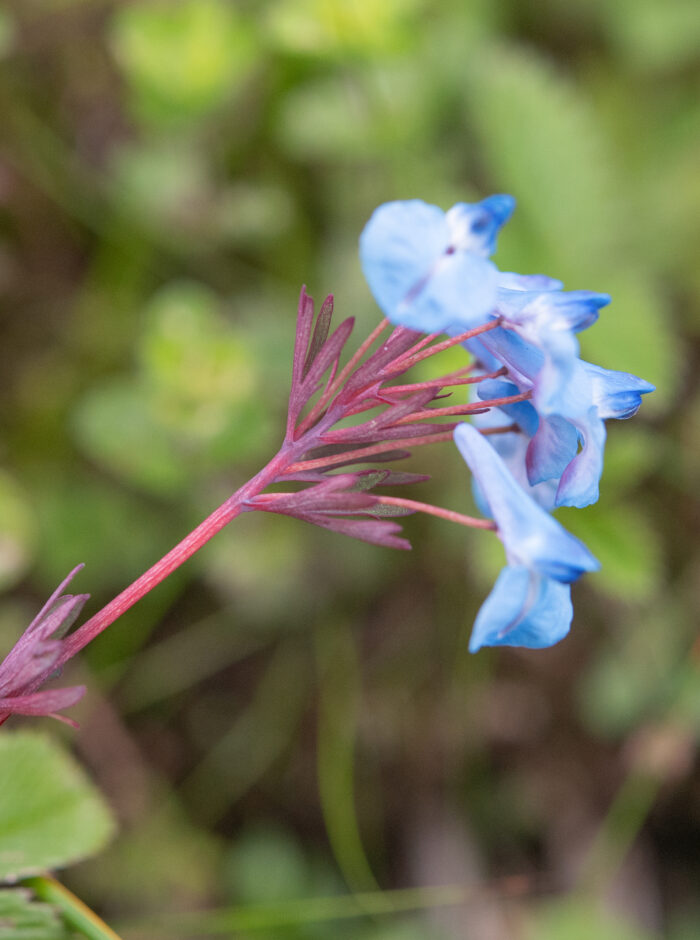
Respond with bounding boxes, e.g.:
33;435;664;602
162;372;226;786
360;196;514;332
583;361;656;419
477;327;543;386
555;408;606;508
497;272;564;292
534;354;592;419
469;566;573;652
454;422;598;581
470;410;558;512
359;200;450;320
477;378;539;436
446;194;515;256
526;415;579;484
400;251;499;332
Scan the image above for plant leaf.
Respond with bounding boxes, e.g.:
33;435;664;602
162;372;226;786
0;732;115;880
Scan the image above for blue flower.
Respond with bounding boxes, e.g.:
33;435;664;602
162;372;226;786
454;423;598;651
474;323;653;508
359;196;515;332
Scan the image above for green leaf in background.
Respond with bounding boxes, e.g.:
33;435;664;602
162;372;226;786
0;887;72;939
0;471;37;592
561;501;663;601
139;281;272;462
465;44;679;402
597;0;700;71
0;732;115;881
109;0;257;125
32;474;167;591
222;826;308;906
108;140;210;235
72;381;191;497
577;272;675;411
265;0;424;58
465;44;618;279
527;898;657;940
73;281;273;496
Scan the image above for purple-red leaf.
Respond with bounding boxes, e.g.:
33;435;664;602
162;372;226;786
303;294;334;379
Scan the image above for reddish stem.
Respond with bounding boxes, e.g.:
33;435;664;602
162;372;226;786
55;449;292;667
380;366;505;397
284;431;458;474
394;389;531;424
386;319;501;373
376;496;496;531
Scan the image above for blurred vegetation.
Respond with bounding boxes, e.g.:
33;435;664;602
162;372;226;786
0;0;698;937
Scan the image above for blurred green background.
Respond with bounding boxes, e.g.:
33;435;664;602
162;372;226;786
0;0;698;937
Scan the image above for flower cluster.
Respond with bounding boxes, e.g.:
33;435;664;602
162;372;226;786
360;196;654;651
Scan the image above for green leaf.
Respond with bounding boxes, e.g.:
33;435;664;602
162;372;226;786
464;45;679;402
0;471;37;592
72;381;191;497
527;898;656;940
222;826;308;905
559;500;662;602
577;272;676;410
109;0;257;125
598;0;700;71
0;732;115;881
0;887;72;939
465;44;618;279
265;0;424;58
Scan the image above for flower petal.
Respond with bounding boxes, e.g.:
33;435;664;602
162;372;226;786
583;361;656;419
359;197;513;332
555;408;606;508
454;422;598;581
526;415;579;485
469;566;573;652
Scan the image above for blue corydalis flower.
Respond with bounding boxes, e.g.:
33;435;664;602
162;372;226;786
475;327;654;508
454;423;598;651
359;195;515;332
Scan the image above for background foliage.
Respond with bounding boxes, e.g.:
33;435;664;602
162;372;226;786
0;0;698;937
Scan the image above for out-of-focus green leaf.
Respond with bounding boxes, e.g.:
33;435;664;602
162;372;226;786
73;281;273;495
598;426;663;492
579;652;659;737
0;471;37;592
560;501;663;601
0;887;71;939
577;272;676;410
109;141;209;232
465;46;680;402
465;45;618;279
32;474;166;591
222;826;308;905
70;802;221;912
72;381;191;496
0;733;115;881
109;0;257;125
265;0;424;58
598;0;700;71
140;281;272;459
527;898;656;939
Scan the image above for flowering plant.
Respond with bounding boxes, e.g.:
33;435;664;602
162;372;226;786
0;194;653;731
0;193;656;937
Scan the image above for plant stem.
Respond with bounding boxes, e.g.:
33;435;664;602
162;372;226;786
376;496;496;530
23;876;123;940
55;449;292;668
